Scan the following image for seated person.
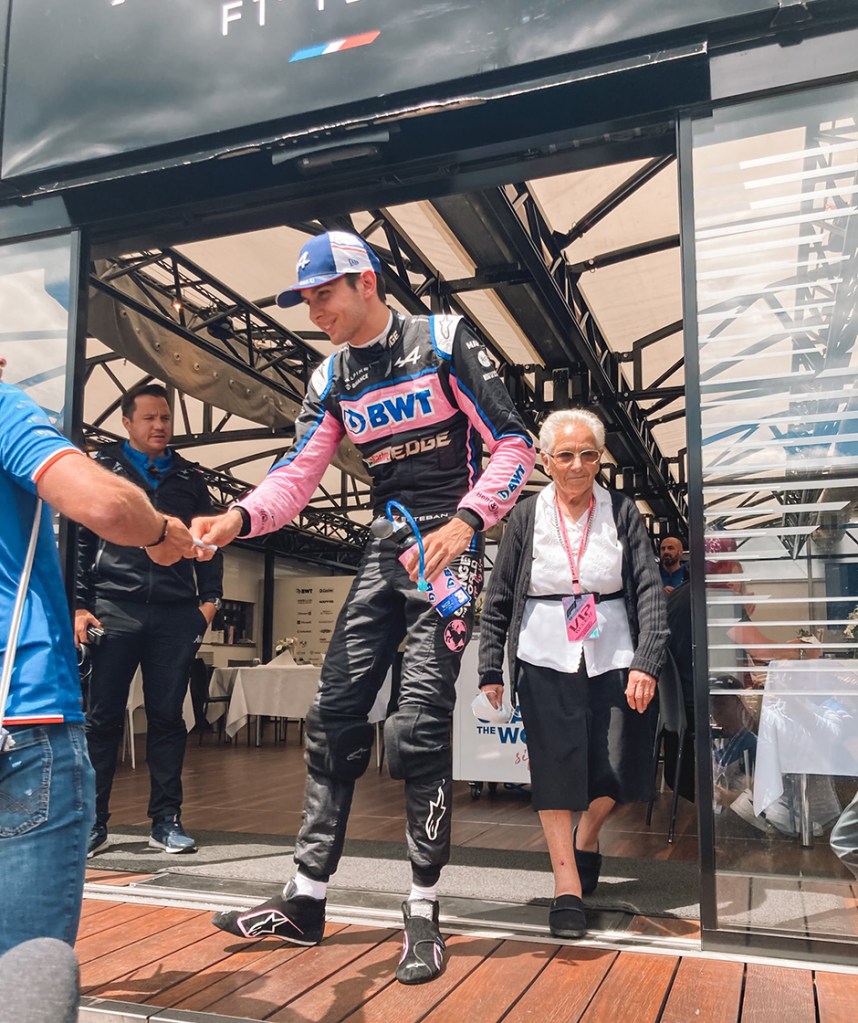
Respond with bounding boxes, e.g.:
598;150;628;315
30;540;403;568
711;692;758;813
708;555;821;689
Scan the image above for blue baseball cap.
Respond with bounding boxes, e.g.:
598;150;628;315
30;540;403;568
276;231;383;308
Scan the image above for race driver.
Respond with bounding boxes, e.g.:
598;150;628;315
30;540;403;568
192;230;535;984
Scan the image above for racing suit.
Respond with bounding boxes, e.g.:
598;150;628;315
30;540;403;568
235;310;534;884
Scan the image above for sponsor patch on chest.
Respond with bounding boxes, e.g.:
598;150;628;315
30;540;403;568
340;375;454;441
365;430;452;467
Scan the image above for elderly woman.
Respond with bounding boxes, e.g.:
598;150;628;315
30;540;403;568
478;408;668;939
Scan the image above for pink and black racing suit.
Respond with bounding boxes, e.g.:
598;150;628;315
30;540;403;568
236;310;534;884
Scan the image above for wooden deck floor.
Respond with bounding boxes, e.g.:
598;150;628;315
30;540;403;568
77;881;858;1023
73;732;858;1020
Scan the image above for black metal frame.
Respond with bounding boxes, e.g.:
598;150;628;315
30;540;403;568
80;171;693;560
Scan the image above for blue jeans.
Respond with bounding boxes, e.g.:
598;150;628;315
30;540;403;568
0;723;94;955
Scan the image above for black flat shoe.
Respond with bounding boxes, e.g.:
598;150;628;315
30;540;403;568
573;826;602;896
549;894;587;939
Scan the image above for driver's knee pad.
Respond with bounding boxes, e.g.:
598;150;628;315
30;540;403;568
304;706;374;781
384;705;451;781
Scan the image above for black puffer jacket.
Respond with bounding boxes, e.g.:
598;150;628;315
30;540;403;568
75;443;223;609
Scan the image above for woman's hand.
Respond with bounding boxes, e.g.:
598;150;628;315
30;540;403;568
481;683;505;710
626;669;657;713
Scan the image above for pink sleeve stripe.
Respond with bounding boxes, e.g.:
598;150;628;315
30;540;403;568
458;435;535;529
238;411;344;535
449;376;535;528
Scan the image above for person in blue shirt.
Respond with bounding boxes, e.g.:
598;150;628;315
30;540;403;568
659;535;689;592
0;356;195;955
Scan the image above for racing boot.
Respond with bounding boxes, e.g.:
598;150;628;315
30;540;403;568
396;899;445;985
212;880;325;945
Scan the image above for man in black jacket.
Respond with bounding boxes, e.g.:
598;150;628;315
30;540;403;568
75;384;223;855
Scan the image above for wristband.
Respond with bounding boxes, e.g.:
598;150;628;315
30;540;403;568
142;516;169;549
454;509;483;532
230;504;252;537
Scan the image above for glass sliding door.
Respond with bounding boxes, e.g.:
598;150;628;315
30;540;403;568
0;233;78;425
686;79;858;957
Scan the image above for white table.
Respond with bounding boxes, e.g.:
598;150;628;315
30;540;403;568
221;662;393;750
225;664;322;740
753;658;858;843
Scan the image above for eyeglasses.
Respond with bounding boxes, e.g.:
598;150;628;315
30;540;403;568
544;449;601;467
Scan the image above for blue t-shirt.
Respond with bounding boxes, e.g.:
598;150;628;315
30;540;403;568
0;383;84;724
660;563;689;588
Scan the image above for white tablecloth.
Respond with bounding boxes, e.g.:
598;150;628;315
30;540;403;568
207;667;238;723
221;663;393;740
753;658;858;816
127;668;196;734
225;664;322;738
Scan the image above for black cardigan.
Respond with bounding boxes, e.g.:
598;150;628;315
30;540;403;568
478;486;668;689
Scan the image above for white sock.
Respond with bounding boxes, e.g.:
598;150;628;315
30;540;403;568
290;872;327;901
409;882;438;903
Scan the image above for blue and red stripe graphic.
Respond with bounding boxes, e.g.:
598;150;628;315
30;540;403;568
290;30;380;63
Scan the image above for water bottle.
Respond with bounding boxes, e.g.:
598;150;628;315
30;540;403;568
371;506;471;618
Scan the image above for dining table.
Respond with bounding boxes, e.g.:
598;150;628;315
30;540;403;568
753;658;858;845
210;657;392;747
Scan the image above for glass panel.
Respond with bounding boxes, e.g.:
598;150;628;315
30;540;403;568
692;79;858;944
0;234;74;425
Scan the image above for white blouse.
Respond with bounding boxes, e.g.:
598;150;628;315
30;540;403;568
517;483;634;676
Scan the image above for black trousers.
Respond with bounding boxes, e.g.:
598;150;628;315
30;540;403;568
85;597;204;824
295;536;482;885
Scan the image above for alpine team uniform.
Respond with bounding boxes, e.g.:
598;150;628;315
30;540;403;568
235;309;534;884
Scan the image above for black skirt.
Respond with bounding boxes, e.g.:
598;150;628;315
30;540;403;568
516;660;656;812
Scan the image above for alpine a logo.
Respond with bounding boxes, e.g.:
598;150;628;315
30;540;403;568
343;389;434;437
297;251;311;271
393;348;420;368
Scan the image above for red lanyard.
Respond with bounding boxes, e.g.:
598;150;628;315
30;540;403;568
554;492;595;596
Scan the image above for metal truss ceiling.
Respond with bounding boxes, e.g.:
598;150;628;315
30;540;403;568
86;161;691;563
